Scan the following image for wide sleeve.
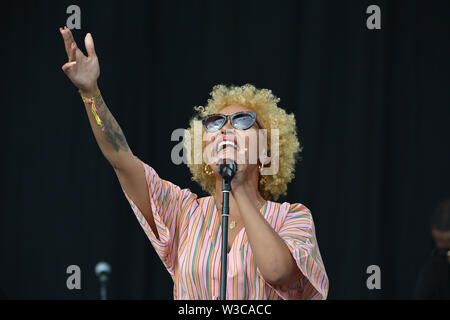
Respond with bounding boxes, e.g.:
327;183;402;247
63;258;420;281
120;159;197;279
266;203;329;300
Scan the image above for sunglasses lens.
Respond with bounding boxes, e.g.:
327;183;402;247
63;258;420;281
232;113;255;130
204;115;226;132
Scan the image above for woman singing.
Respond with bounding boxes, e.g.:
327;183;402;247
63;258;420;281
59;26;328;300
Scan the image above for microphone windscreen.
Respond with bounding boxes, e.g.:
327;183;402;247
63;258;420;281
218;159;237;178
95;261;111;277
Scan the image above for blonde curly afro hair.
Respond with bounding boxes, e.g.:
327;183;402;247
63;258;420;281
185;84;301;200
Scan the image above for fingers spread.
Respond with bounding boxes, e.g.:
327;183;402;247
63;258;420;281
65;26;76;44
60;26;79;61
60;27;72;60
60;27;70;52
84;33;97;58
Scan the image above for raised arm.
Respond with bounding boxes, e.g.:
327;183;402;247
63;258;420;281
59;26;159;239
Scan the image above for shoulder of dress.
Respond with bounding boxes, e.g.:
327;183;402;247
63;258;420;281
286;202;310;213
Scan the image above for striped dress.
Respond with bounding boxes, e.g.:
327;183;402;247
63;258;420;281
121;160;329;300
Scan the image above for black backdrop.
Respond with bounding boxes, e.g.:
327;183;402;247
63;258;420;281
1;0;449;299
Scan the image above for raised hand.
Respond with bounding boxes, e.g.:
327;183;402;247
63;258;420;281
59;26;100;96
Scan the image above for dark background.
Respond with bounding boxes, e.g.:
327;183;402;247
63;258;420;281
1;0;449;299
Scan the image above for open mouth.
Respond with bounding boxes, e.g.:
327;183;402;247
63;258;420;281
216;137;239;153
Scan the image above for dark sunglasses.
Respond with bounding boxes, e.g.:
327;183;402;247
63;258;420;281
202;111;261;132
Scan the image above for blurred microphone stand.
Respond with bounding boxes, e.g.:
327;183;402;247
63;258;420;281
95;261;111;300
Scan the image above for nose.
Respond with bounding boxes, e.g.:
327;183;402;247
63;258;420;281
220;117;234;133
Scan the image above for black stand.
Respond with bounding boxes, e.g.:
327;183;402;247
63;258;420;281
218;160;236;300
99;278;108;300
220;175;231;300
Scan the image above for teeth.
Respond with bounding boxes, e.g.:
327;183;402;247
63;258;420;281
217;141;237;152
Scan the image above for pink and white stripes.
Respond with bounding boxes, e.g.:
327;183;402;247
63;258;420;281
121;160;329;300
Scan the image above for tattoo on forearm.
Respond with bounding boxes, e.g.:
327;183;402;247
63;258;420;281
93;94;130;152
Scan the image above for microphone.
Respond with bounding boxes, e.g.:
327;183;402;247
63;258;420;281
95;261;111;300
218;159;237;179
217;159;236;300
95;261;111;282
